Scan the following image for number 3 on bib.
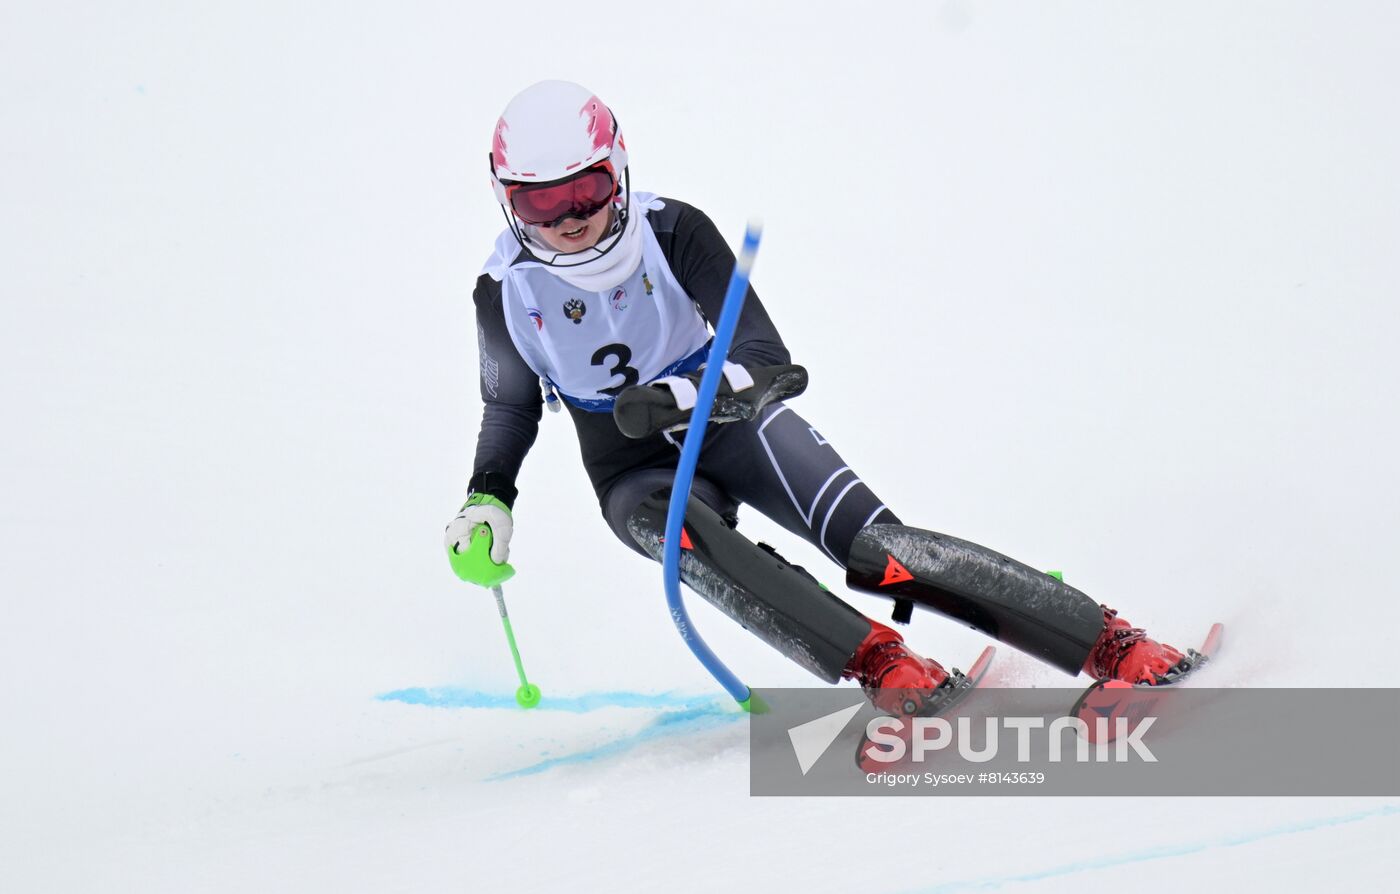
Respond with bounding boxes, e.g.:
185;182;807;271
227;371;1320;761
592;343;640;397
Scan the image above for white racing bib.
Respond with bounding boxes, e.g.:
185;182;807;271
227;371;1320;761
490;195;711;411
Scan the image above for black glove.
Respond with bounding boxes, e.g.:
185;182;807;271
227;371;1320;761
612;363;808;439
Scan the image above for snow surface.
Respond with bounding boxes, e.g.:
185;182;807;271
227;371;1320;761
3;1;1399;891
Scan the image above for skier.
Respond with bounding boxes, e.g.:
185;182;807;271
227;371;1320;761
446;80;1191;717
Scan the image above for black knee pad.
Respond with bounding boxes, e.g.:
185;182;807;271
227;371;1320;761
627;492;871;683
602;471;736;557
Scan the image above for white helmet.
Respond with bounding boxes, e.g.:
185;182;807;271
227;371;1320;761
490;80;628;196
488;81;631;265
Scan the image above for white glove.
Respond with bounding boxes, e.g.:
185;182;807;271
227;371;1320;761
444;494;513;564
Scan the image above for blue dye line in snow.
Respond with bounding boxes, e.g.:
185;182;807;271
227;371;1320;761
374;686;745;780
375;687;721;713
486;702;744;782
908;803;1400;894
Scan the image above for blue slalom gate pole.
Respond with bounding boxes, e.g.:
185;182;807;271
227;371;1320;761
662;222;762;711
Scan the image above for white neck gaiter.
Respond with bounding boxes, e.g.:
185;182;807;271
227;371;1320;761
523;193;664;292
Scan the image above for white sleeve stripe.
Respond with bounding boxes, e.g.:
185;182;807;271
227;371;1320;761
721;361;755;392
653;375;698;411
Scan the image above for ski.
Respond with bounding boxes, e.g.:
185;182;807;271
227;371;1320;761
1069;622;1225;743
854;645;996;772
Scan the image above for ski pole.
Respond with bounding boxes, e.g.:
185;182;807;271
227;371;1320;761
492;583;541;709
450;522;541;709
662;221;762;712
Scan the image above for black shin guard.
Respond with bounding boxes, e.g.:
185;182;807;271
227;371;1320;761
845;524;1104;675
627;492;872;683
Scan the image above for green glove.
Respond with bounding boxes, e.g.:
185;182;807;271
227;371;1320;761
444;493;515;587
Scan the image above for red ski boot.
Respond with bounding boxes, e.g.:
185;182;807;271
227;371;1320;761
1082;605;1189;685
842;620;951;717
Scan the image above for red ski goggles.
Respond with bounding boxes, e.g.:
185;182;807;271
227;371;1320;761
506;163;618;228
